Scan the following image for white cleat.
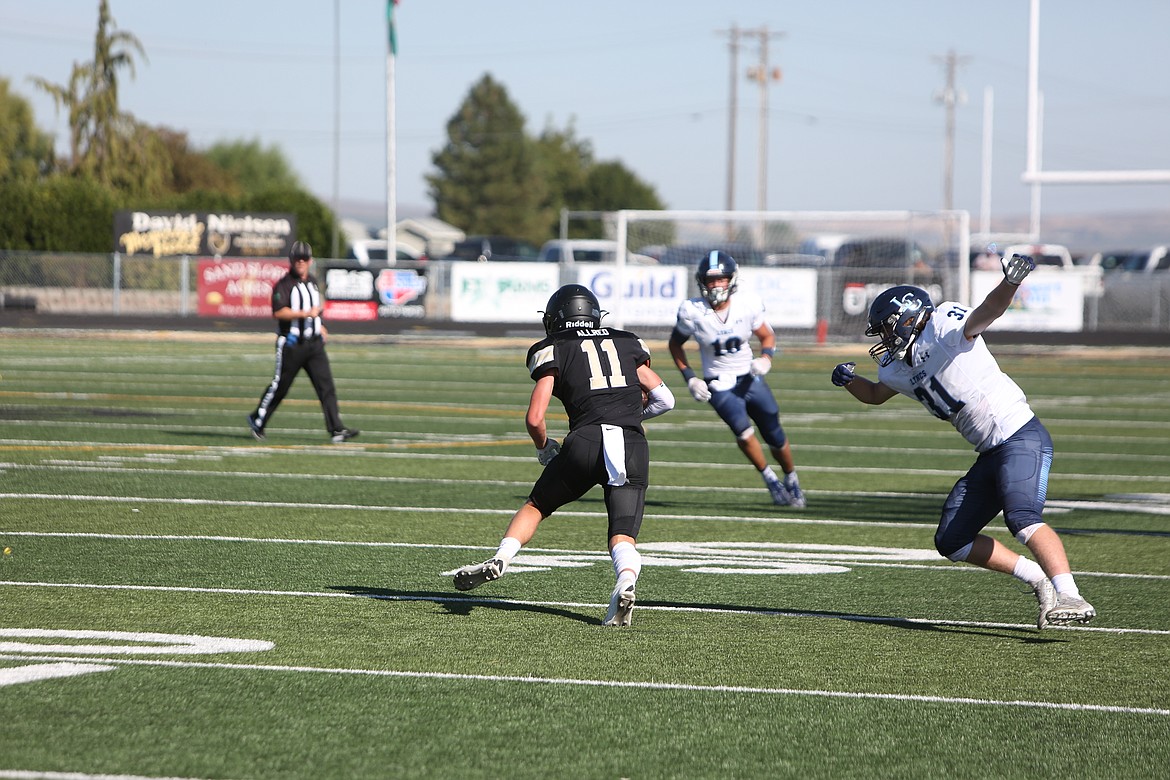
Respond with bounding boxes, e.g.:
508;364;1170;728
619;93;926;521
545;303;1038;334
1047;592;1096;626
767;480;792;506
603;584;636;627
453;558;505;592
785;480;807;509
1032;578;1057;630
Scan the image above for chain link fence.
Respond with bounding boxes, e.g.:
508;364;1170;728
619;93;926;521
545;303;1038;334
2;249;1168;333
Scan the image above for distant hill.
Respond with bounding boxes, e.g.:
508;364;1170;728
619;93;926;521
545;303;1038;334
336;198;1167;258
988;210;1169;256
336;199;432;234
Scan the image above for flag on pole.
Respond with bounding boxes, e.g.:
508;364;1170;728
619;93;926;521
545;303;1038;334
387;0;399;56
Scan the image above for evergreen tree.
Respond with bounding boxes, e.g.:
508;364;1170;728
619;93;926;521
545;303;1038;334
532;123;592;236
426;74;551;243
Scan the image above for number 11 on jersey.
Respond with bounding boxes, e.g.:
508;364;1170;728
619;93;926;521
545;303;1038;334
580;339;629;390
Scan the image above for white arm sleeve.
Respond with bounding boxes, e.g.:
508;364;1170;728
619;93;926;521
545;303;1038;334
642;382;676;419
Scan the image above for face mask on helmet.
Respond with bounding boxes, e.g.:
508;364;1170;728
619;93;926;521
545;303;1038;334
865;286;934;366
541;284;603;334
696;251;739;306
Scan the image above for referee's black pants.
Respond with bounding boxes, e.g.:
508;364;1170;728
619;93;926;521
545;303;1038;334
254;337;343;433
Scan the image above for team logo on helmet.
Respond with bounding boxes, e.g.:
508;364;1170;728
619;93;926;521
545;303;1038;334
866;285;934;367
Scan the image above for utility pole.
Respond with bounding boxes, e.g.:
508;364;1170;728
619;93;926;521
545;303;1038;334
743;27;784;214
716;24;783;222
934;49;970;212
716;24;741;213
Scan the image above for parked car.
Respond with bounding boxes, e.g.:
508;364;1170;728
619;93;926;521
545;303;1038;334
1001;243;1074;270
445;235;541;262
538;239;656;264
658;243;765;267
1087;246;1170;273
834;237;933;271
346;239;426;266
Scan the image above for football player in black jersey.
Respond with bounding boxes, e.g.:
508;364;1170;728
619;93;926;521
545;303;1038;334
452;284;675;626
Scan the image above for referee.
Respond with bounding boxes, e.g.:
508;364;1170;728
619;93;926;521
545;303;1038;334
247;240;359;443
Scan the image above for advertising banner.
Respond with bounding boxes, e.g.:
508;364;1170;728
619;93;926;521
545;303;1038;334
737;268;819;328
114;210;295;258
450;263;559;323
322;266;379;321
320;265;429;320
373;267;428;319
197;259;286;318
573;265;688;326
972;270;1085;331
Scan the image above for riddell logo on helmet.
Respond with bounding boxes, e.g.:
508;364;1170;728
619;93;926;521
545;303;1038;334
564;319;594;328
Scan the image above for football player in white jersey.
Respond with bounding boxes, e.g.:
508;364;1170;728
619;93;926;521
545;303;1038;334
669;250;805;507
831;254;1095;629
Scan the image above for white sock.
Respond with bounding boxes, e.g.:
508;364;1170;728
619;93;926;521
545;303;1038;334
784;470;799;488
1011;555;1046;586
1051;572;1081;597
611;541;641;590
494;536;522;564
760;466;779;485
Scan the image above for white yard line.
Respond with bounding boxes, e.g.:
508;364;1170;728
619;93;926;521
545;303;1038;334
0;651;1166;718
5;492;1170;532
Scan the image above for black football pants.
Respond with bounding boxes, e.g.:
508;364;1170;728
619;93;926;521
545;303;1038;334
253;337;343;434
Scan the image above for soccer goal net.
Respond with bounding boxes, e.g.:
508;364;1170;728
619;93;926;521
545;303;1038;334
600;209;970;336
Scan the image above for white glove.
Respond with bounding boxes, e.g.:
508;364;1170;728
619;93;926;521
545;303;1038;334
1003;253;1036;285
536;439;560;465
750;356;772;377
687;376;711;402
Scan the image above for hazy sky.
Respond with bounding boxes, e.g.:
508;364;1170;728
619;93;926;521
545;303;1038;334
2;0;1168;229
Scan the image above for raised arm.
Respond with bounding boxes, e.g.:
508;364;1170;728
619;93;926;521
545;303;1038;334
963;254;1035;340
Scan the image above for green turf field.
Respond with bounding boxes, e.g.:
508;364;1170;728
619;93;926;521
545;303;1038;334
1;330;1168;779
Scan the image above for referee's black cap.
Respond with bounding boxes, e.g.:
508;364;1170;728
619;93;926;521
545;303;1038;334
289;241;313;261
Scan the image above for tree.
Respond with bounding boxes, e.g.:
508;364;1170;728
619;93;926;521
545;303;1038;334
428;74;665;242
205;138;302;195
30;0;146;185
0;78;55;182
153;127;240;196
581;160;665;213
532;123;592;233
426;74;551;243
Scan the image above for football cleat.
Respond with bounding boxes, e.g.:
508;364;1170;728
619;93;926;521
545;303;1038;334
1047;592;1096;625
331;428;360;443
453;558;505;591
603;584;636;627
1032;578;1057;630
246;414;265;441
767;479;793;506
784;478;807;509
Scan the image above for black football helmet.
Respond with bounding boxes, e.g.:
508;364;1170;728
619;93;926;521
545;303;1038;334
865;285;935;366
541;284;603;334
696;250;738;305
